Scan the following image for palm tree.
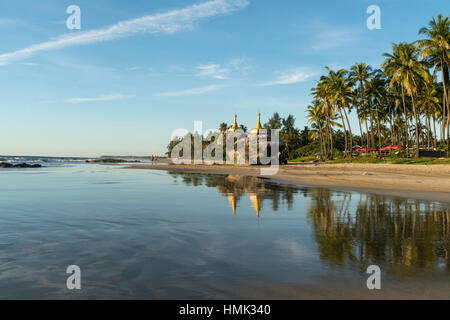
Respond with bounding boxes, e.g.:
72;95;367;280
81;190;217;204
418;78;440;148
364;71;387;155
382;42;430;158
383;43;410;155
389;84;406;146
417;14;450;155
307;101;326;159
239;124;248;132
312;77;335;159
219;122;228;133
326;68;354;157
349;63;373;147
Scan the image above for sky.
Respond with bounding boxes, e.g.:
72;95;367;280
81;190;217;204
0;0;448;157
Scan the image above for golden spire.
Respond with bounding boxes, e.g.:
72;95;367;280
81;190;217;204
227;194;237;215
253;112;262;131
229;113;238;131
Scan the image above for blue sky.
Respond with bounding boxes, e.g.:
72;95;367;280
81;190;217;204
0;0;448;157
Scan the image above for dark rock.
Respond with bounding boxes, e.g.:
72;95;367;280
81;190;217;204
0;163;13;168
0;162;42;168
14;163;42;168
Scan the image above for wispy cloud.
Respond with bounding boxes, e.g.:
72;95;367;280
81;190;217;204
261;69;318;86
0;18;27;28
196;64;229;79
65;93;135;103
157;85;223;97
0;0;249;66
304;20;360;51
228;58;251;73
126;66;141;71
195;58;251;80
311;27;358;51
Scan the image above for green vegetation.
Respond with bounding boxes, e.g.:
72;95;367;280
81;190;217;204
291;156;450;165
305;14;449;160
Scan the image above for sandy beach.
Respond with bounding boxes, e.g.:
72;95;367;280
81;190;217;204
128;162;450;204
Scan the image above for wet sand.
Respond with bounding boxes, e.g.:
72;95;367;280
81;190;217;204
127;162;450;204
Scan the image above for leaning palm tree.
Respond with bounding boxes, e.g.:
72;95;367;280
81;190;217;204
382;42;430;158
417;14;450;155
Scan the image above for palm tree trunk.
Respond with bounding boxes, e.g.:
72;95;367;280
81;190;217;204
327;109;334;160
401;86;409;157
343;107;353;157
447;89;450;157
410;94;420;158
358;114;364;147
318;125;324;161
338;106;348;157
375;105;382;156
364;119;370;151
442;62;449;156
370;117;375;149
433;114;437;149
418;116;425;149
325;125;330;159
358;80;365;147
389;115;395;145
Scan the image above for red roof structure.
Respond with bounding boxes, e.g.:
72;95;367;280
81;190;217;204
379;145;404;151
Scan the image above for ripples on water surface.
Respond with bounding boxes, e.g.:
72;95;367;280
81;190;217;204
0;164;449;299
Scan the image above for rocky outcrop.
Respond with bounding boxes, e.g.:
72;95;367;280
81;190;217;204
0;162;42;168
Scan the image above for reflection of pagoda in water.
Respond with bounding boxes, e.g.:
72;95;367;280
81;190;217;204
216;175;270;217
226;191;262;216
249;193;262;217
168;171;298;217
227;194;237;215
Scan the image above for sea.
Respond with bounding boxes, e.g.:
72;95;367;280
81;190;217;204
0;156;449;299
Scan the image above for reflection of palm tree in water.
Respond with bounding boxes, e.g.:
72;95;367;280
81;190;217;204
169;171;450;274
308;188;450;276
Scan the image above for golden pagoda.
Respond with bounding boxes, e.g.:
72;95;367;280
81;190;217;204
253;112;262;132
228;113;239;131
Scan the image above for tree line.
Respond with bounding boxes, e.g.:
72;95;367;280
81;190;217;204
307;14;449;159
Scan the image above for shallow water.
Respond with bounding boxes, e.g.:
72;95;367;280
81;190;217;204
0;163;449;299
